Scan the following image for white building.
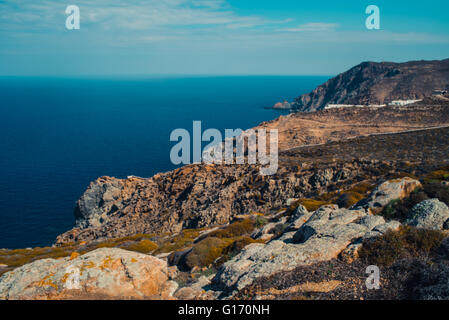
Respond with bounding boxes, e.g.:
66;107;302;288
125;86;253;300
388;100;421;106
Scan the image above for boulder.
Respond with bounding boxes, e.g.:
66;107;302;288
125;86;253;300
358;215;386;230
354;177;421;212
0;248;177;300
174;275;217;300
213;206;369;292
407;199;449;230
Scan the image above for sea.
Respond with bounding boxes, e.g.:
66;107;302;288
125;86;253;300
0;75;329;249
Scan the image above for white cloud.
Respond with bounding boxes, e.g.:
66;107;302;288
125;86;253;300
278;22;339;32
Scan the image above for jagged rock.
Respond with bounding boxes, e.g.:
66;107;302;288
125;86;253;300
213;206;368;292
373;221;402;234
0;248;176;300
407;199;449;230
174;275;213;300
358;215;386;230
354;177;421;212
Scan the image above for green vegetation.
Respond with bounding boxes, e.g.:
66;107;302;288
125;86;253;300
380;180;449;221
359;226;446;266
122;239;158;254
153;229;202;254
208;219;256;239
185;237;234;269
424;170;449;183
185;235;265;269
297;199;330;212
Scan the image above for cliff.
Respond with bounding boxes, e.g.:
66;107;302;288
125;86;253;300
292;58;449;111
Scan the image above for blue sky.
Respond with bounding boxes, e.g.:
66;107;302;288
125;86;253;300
0;0;448;76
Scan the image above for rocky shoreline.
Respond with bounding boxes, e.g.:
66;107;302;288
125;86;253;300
1;82;449;300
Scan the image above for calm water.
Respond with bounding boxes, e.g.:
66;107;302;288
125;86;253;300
0;76;328;249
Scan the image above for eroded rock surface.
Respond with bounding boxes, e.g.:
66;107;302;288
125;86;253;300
354;177;421;212
0;248;176;300
212;205;398;293
407;199;449;230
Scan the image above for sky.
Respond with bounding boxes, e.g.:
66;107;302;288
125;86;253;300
0;0;448;76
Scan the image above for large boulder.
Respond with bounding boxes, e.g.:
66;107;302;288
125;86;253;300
354;177;421;212
0;248;177;300
213;206;371;292
407;199;449;230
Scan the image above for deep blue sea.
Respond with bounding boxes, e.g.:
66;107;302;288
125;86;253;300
0;76;328;249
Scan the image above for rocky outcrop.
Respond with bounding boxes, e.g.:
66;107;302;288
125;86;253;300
56;163;365;245
212;204;395;293
407;199;449;230
292;59;449;111
0;248;177;300
353;177;421;213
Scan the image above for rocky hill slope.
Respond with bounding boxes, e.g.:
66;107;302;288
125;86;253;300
54;100;449;245
2;99;449;300
292;59;449;111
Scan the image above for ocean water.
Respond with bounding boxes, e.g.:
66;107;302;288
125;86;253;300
0;76;328;249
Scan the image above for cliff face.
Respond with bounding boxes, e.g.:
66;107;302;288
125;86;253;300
293;59;449;111
56;101;449;245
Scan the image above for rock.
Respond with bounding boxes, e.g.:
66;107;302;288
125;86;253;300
287;205;312;231
174;275;215;300
293;204;309;219
213;206;368;292
358;215;386;230
363;230;383;240
340;243;363;264
251;222;278;239
373;221;401;234
0;248;176;300
354;177;421;212
407;199;449;230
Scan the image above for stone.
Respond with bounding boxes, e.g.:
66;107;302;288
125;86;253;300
407;199;449;230
373;221;401;234
340;243;363;264
358;215;386;230
354;177;421;212
0;248;176;300
213;206;368;292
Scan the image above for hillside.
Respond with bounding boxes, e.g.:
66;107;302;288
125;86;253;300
2;98;449;300
292;59;449;111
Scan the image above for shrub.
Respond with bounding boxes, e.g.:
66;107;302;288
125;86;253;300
185;237;233;269
359;226;446;266
254;216;268;228
380;189;429;222
124;239;158;254
349;182;375;195
423;182;449;206
337;192;364;208
208;219;255;238
298;199;329;212
425;170;449;183
154;229;201;254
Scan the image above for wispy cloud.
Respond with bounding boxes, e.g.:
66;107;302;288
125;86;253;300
278;22;339;32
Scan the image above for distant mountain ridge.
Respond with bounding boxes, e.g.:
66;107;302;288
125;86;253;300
292;58;449;111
